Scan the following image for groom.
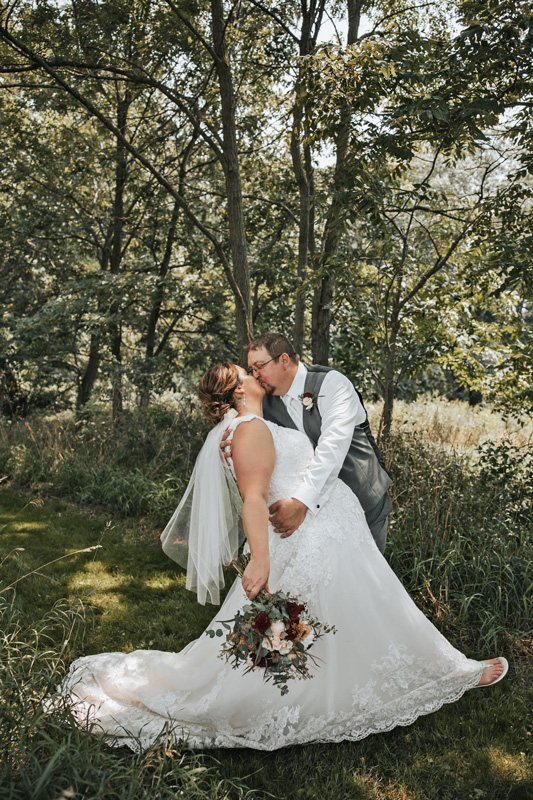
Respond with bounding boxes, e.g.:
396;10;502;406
246;332;392;553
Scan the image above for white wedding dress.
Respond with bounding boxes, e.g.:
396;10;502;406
56;415;484;751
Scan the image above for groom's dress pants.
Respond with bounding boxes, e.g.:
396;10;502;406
370;516;388;555
365;491;392;555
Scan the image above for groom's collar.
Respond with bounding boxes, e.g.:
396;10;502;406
282;360;307;401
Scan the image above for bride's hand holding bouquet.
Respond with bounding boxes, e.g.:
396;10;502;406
241;554;270;600
208;554;337;696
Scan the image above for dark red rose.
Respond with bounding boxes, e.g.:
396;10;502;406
252;612;271;634
248;652;270;668
302;392;312;399
286;602;305;622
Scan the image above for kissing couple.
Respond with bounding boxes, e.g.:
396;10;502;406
53;332;507;751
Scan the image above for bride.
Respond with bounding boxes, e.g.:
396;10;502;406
56;362;507;752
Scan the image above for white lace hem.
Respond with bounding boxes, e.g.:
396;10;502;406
90;663;484;753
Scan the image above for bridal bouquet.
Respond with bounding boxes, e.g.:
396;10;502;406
207;555;336;695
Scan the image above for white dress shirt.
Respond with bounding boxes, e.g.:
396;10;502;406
280;361;366;514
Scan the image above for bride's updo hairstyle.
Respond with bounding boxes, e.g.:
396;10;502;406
198;362;241;425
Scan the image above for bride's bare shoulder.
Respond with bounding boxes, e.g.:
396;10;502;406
231;416;276;479
231;416;274;451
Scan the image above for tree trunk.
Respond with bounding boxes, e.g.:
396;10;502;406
211;0;252;359
0;358;29;418
380;346;396;440
311;0;362;364
109;90;130;424
139;132;198;407
311;274;333;364
111;329;123;425
138;198;182;408
304;141;316;362
380;305;401;439
291;100;310;356
291;10;313;355
77;334;101;409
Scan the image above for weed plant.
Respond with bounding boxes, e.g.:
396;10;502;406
382;432;532;657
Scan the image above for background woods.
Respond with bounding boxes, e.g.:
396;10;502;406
1;4;532;798
0;0;532;433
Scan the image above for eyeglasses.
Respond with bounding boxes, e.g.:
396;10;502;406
246;355;280;375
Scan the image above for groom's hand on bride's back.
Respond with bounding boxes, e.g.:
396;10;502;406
269;498;307;538
220;428;232;465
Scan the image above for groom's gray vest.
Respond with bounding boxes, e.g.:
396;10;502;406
262;364;393;552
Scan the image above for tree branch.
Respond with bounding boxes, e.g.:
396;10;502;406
0;56;225;157
162;0;218;62
246;0;300;44
0;23;250;324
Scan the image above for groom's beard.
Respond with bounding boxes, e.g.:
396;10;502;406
257;379;276;396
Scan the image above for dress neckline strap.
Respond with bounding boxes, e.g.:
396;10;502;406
227;413;268;434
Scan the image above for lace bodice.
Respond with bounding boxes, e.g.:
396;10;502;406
225;413;314;503
225;413;374;604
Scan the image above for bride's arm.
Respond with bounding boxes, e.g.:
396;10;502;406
231;419;276;600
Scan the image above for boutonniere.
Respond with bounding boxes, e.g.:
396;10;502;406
298;391;322;411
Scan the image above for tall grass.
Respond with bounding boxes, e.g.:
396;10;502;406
0;590;260;800
367;396;533;448
0;401;209;525
0;397;531;659
2;397;531;521
382;432;532;656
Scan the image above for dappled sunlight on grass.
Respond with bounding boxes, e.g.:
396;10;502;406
143;574;186;590
72;560;133;586
486;748;532;783
0;488;215;658
8;520;47;533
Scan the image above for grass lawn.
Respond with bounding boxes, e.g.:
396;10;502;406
1;486;532;800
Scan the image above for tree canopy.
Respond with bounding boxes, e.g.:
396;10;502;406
1;0;531;431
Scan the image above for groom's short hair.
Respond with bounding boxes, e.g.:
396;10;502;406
246;333;299;363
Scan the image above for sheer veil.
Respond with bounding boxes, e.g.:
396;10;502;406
160;408;244;605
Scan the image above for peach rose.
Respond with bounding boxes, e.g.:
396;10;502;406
262;620;286;652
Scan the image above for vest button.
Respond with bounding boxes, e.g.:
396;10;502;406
316;504;320;509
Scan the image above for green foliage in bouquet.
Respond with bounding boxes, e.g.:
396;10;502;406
206;555;337;696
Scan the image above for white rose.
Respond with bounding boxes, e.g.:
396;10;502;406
270;620;285;637
302;396;313;408
262;634;281;651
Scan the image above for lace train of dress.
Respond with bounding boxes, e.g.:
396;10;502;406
56;415;484;751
